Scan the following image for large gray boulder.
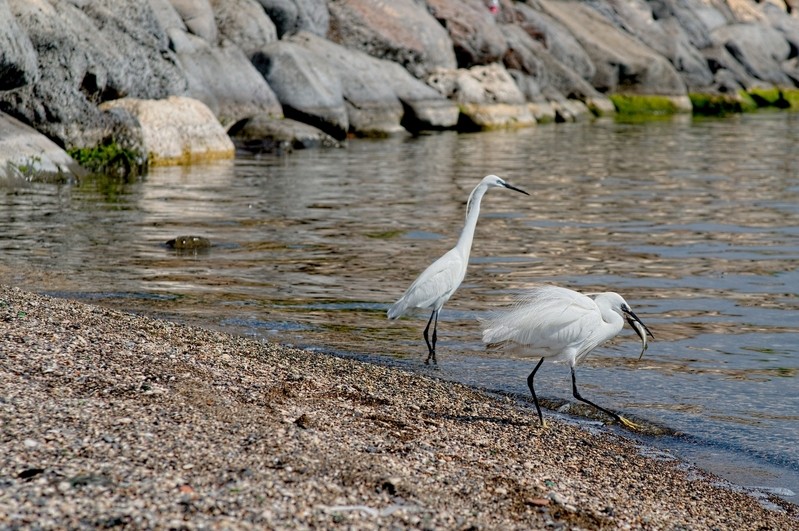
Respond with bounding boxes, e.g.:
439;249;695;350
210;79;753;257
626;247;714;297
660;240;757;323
762;3;799;55
760;4;799;91
255;0;329;38
511;2;596;83
305;36;407;137
647;0;729;49
169;0;217;42
169;29;283;126
701;43;763;91
377;60;460;131
153;0;283;125
500;22;614;116
426;0;508;67
327;0;457;78
251;35;349;138
212;0;278;57
0;112;84;182
99;96;235;165
426;63;536;129
646;0;778;91
0;0;38;92
253;31;457;139
508;71;557;123
539;0;687;96
586;0;714;91
1;0;188;149
148;0;187;33
726;0;773;23
711;23;794;86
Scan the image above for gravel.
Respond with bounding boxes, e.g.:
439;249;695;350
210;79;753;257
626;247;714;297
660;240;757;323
1;285;797;529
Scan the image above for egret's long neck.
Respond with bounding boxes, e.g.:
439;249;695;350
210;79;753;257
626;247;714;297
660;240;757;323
455;185;487;258
597;298;624;336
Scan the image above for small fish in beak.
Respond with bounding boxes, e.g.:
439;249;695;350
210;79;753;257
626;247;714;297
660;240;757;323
624;308;654;360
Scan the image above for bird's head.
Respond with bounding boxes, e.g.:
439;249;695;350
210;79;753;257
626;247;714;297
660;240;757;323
481;175;529;195
466;175;529;219
603;292;654;360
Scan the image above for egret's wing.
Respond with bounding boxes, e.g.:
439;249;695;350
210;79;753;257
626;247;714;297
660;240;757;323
482;286;600;350
388;249;465;317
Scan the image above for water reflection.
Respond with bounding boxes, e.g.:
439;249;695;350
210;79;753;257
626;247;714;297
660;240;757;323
1;112;798;499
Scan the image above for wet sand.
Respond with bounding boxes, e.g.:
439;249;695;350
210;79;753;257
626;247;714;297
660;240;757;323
1;285;797;529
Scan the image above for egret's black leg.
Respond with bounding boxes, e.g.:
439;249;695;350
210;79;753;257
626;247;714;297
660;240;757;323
430;310;439;364
423;310;437;365
570;366;620;421
527;357;546;426
570;367;641;429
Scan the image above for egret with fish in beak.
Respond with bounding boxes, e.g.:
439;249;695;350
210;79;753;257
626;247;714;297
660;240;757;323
482;285;654;430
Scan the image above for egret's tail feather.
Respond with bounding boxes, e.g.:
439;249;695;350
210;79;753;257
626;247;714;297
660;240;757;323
387;298;408;320
482;325;516;345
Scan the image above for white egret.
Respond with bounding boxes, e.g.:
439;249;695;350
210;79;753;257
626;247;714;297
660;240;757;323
388;175;529;364
481;285;654;429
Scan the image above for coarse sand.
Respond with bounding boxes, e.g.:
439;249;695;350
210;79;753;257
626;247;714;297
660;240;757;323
1;285;797;529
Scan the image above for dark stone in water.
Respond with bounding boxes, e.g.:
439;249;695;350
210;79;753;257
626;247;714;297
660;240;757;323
165;236;212;250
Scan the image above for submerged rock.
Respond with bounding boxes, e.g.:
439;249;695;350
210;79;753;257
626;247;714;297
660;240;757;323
165;236;212;250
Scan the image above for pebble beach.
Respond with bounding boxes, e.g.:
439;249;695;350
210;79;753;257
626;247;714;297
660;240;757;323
1;284;797;530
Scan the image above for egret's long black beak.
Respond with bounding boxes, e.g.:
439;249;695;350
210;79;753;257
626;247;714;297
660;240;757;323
503;182;530;196
623;308;654;360
625;309;653;339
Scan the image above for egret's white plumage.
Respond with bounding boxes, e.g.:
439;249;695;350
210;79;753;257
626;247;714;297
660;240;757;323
482;285;654;429
388;175;529;364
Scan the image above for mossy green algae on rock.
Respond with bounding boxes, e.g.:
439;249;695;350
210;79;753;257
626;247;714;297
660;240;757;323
747;88;799;110
688;92;758;115
689;89;799;116
609;94;692;116
67;142;146;178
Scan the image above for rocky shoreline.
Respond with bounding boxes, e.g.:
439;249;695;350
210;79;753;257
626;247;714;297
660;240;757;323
1;284;797;529
2;0;799;179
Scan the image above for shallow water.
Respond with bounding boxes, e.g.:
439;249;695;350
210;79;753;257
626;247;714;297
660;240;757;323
1;112;798;501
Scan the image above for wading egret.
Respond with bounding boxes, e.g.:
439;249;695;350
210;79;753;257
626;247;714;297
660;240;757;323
481;285;654;429
388;175;529;364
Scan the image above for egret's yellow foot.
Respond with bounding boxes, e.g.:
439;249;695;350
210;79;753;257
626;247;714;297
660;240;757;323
618;416;644;431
